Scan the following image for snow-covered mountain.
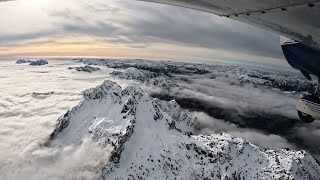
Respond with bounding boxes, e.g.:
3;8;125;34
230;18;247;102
16;59;32;64
48;80;320;180
16;59;48;66
111;67;161;80
29;59;48;66
68;65;101;73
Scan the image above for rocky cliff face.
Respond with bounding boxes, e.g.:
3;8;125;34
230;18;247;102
49;80;320;180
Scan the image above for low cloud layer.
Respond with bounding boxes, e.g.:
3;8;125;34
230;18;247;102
0;60;115;179
1;138;110;180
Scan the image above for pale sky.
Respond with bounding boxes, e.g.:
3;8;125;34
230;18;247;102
0;0;288;65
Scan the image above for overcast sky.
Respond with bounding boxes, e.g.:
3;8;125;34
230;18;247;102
0;0;287;64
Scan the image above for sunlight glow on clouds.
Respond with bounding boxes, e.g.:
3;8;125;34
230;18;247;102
0;0;286;63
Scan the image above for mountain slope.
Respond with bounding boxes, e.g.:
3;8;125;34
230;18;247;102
49;80;320;180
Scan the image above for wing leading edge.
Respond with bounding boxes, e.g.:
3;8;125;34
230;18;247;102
140;0;320;51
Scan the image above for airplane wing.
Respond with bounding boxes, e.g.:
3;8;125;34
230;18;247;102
140;0;320;51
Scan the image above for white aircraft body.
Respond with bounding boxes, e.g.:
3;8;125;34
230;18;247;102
140;0;320;51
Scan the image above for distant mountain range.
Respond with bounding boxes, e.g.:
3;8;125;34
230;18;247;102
78;58;315;94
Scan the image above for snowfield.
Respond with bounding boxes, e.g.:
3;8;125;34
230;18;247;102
49;80;320;180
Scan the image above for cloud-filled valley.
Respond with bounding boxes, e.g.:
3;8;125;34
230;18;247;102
147;67;320;160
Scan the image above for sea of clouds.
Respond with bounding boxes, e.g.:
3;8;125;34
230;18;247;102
0;60;123;179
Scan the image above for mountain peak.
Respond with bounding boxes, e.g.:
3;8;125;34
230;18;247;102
83;80;123;100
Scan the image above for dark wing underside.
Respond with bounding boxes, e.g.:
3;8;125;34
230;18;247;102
140;0;320;50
